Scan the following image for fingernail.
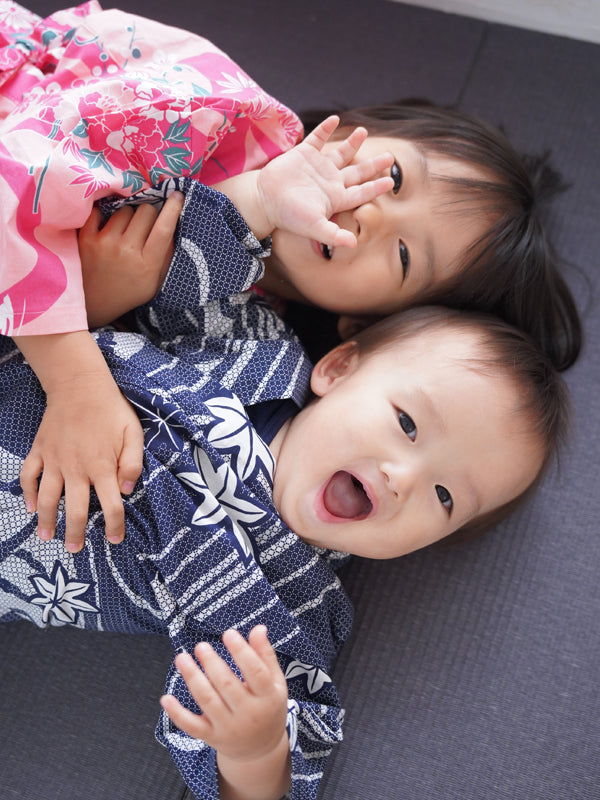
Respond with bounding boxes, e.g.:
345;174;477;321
39;529;53;541
65;541;80;553
121;481;135;494
25;500;36;514
108;535;123;545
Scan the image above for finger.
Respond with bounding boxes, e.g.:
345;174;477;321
302;115;341;151
311;219;357;249
78;205;104;238
125;203;160;244
100;204;135;236
327;125;369;168
342;152;395;187
117;416;144;496
20;451;42;516
337;176;395;213
221;628;273;694
142;192;184;268
160;693;211;740
63;476;91;553
195;641;244;711
93;474;126;545
246;626;287;690
35;468;65;543
176;649;228;719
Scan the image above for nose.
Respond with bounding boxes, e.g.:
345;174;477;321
380;459;420;502
346;195;390;244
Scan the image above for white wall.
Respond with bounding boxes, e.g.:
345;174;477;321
391;0;600;44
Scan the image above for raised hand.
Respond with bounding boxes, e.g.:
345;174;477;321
256;115;394;247
161;626;291;800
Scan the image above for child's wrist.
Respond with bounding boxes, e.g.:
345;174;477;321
213;171;274;241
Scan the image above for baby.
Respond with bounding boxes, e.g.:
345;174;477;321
0;170;569;800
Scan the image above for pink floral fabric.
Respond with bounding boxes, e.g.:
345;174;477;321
0;1;302;335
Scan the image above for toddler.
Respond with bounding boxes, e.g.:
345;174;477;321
0;3;579;550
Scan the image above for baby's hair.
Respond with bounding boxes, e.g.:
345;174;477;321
352;305;570;543
303;101;582;372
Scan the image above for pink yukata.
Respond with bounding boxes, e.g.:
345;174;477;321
0;0;302;336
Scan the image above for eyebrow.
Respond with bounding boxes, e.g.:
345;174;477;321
412;149;436;284
414;386;445;436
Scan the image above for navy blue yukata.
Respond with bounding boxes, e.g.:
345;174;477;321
0;181;354;800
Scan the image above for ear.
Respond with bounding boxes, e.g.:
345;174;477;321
310;340;360;397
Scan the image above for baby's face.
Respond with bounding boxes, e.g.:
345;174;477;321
271;328;543;559
262;135;488;315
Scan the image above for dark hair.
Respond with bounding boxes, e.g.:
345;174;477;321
353;305;570;542
303;101;582;371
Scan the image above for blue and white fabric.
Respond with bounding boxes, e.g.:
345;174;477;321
0;182;354;799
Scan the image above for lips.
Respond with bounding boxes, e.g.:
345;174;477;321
322;471;373;520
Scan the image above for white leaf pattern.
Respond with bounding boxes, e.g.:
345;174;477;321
285;660;332;695
28;562;99;626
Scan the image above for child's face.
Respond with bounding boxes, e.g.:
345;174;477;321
271;328;543;559
264;136;488;315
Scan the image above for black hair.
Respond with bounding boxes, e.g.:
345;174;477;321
353;305;570;542
302;101;582;371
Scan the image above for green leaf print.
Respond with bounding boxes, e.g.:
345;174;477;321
79;148;115;175
165;119;191;144
162;146;191;176
122;170;146;193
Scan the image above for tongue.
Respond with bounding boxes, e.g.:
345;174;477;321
323;471;372;519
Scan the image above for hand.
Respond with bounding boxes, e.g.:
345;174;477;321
79;192;184;327
162;626;288;760
17;332;144;552
257;115;394;247
161;626;291;800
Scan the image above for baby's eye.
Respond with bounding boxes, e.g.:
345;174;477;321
391;160;403;195
435;484;453;515
399;241;410;279
398;410;417;441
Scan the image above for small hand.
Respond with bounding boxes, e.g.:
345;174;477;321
161;626;289;762
257;115;394;248
20;366;144;552
79;191;184;327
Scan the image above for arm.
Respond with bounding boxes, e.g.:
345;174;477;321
161;626;291;800
14;330;144;551
213;115;394;246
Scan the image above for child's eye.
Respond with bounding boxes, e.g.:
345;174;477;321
391;160;403;194
435;484;453;515
398;410;417;441
399;241;410;279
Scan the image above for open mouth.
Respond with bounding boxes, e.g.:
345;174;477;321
322;471;373;520
320;243;332;260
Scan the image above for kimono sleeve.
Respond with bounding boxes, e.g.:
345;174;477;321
131;180;269;341
0;2;302;336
